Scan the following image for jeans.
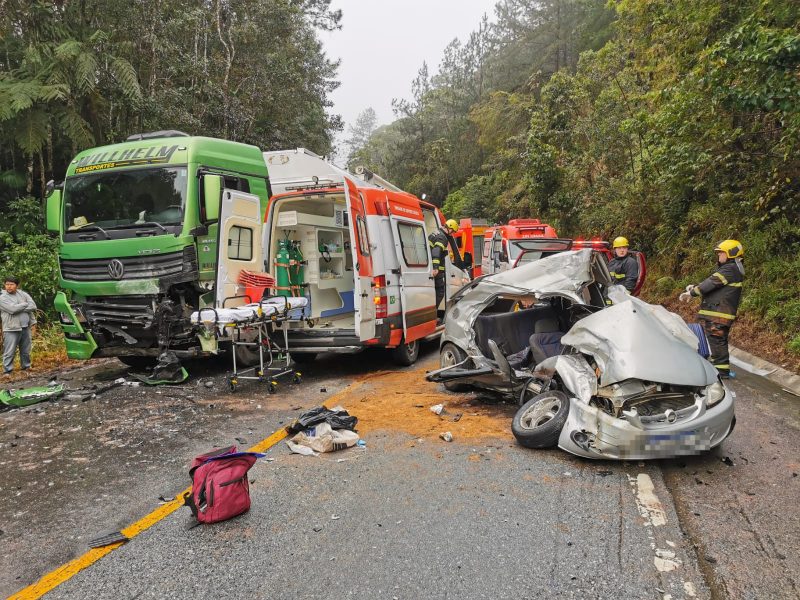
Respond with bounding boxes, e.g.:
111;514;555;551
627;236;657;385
3;327;32;373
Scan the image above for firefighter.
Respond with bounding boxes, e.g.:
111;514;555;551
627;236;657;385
429;219;459;317
608;236;639;292
679;239;744;378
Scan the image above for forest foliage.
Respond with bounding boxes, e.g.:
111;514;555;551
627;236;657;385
0;0;343;315
349;0;800;352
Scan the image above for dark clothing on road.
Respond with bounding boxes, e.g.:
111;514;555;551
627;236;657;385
691;260;744;375
608;254;639;292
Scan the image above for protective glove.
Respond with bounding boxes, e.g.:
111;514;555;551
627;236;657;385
679;291;692;303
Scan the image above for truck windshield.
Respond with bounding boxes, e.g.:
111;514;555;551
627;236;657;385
64;167;187;235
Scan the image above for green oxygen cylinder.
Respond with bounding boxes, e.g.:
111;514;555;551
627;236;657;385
275;238;292;297
289;241;305;297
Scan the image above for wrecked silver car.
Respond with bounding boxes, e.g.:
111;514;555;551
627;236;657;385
426;250;735;460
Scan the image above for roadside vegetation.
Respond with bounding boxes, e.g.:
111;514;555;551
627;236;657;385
349;0;800;357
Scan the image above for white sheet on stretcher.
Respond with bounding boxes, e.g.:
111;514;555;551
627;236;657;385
191;297;308;327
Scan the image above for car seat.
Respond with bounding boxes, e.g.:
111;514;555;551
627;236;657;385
528;317;564;366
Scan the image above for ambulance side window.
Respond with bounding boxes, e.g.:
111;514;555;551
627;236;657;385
228;225;253;261
356;216;370;256
397;222;428;267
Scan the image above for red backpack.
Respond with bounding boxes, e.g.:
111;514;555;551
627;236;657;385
183;446;259;524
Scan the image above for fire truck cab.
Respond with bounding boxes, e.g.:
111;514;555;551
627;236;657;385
481;219;559;275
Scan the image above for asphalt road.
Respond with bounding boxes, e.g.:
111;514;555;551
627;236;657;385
1;346;797;599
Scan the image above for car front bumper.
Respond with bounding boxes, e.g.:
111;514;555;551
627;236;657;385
558;387;736;460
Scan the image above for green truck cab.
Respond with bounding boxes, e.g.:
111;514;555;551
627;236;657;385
46;131;270;364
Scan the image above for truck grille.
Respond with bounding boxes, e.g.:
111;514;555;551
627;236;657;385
83;297;155;328
59;248;196;282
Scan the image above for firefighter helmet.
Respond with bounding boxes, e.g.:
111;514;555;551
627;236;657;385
714;239;744;259
446;219;459;232
612;236;629;249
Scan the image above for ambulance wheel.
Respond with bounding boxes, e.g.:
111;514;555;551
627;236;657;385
291;353;317;364
234;344;260;367
440;343;471;392
391;339;419;366
118;356;156;370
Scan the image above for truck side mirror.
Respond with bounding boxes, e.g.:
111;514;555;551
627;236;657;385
203;175;223;222
46;189;62;233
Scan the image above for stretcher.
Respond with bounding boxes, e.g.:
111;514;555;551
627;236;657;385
191;296;308;393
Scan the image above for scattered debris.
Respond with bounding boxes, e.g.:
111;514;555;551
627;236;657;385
204;381;215;389
331;514;341;520
452;413;462;422
286;405;357;434
440;431;453;442
319;387;327;393
131;352;188;385
430;403;444;415
88;531;128;548
158;495;174;503
597;470;613;477
290;423;359;453
721;456;735;466
287;440;317;456
0;384;65;408
356;439;366;448
313;526;323;532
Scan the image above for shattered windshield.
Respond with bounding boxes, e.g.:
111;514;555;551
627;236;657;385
63;167;187;236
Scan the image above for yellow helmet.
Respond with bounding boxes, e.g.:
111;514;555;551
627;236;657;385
612;236;629;249
446;219;459;232
714;239;743;259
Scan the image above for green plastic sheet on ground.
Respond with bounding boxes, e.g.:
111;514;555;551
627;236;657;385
0;384;65;407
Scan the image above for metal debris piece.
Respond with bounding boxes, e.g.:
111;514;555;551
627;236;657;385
88;531;128;548
440;431;453;442
430;404;444;415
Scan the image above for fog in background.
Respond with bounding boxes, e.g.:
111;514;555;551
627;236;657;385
323;0;497;161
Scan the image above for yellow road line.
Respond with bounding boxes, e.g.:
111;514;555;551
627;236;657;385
8;380;363;600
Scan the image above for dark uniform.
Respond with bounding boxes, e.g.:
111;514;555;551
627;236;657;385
607;254;639;292
690;260;743;376
428;227;450;313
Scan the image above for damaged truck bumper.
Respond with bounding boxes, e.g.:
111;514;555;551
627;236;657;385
558;387;736;460
55;291;98;360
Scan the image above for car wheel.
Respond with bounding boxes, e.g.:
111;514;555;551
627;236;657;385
512;390;570;449
118;356;156;370
391;339;419;366
440;342;471;392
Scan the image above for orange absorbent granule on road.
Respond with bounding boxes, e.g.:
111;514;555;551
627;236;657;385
340;365;515;441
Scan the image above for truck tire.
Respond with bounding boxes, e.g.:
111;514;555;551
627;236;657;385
291;353;318;364
118;356;156;370
440;343;471;392
234;343;261;367
512;390;570;449
391;339;419;366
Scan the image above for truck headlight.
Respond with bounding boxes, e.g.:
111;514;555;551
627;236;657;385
705;381;726;407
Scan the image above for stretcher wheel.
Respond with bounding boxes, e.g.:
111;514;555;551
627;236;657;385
292;372;302;384
228;377;238;393
268;381;278;394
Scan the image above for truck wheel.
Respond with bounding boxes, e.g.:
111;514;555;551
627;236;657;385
234;344;260;367
118;356;156;370
391;339;419;366
512;391;570;449
291;353;318;364
440;343;471;392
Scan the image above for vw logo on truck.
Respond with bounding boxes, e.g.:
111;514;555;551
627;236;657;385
107;259;125;280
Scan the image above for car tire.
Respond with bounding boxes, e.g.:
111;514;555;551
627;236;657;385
512;390;570;449
440;342;471;392
391;339;419;366
117;356;156;370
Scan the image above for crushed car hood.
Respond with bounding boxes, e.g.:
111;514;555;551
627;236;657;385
562;295;718;387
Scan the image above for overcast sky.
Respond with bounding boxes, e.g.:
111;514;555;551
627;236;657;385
322;0;498;153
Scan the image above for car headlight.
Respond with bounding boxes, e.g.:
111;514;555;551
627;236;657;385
705;381;726;407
